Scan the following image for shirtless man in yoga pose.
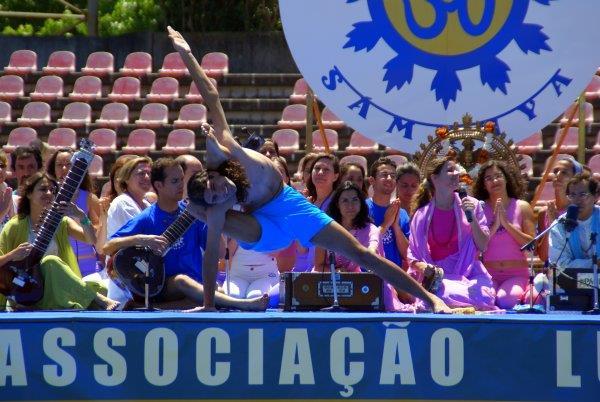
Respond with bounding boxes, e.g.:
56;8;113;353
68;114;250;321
167;26;452;313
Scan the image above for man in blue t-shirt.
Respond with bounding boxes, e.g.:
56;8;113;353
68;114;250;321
103;158;268;311
366;157;410;268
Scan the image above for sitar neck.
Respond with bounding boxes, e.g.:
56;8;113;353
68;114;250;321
162;209;196;247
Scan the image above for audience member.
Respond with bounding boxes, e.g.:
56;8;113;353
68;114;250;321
395;163;421;212
12;146;43;191
0;151;14;232
258;139;280;159
175;154;203;198
340;162;368;195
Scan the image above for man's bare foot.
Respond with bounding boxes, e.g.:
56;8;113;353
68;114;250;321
185;306;218;313
238;293;269;312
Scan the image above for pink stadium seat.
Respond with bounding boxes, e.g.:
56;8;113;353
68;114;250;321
3;127;37;153
146;77;179;103
0;101;11;124
185;78;218;103
42;51;75;76
95;102;129;128
345;131;378;155
88;128;117;154
384;146;403;155
201;52;229;78
135;103;169;128
584;75;600;101
30;75;64;101
173;103;206;128
158;52;189;77
272;129;299;155
57;102;91;128
515;132;543;154
551;127;580;154
387;154;409;167
339;155;368;173
277;104;307;129
69;76;102;101
122;129;156;154
0;75;24;101
588;154;600;176
289;78;310;104
593;132;600;153
518;154;534;178
4;50;37;75
88;154;104;177
108;77;141;102
559;102;593;127
47;127;77;150
120;52;152;77
17;102;51;127
535;181;555;207
312;129;339;152
162;129;195;154
81;51;114;76
321;107;345;129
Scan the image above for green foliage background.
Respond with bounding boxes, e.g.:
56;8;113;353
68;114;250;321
0;0;281;36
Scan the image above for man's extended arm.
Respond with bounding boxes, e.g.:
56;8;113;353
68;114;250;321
103;235;168;256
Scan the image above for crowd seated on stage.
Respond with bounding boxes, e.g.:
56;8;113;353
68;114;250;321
1;37;600;314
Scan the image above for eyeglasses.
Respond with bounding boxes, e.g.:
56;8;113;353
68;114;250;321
376;172;395;179
483;173;504;182
567;192;592;200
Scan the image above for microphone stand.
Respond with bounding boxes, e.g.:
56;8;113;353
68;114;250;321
321;251;346;312
583;232;600;315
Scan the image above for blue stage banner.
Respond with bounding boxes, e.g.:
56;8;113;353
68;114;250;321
0;312;598;401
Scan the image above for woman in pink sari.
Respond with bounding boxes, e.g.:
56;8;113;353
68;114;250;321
407;157;496;310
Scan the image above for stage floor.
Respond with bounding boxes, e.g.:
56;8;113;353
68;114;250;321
1;310;598;401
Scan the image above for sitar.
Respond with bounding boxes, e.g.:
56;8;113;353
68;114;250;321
0;139;95;305
112;208;196;298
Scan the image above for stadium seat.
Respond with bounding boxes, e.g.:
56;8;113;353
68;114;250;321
57;102;91;128
312;129;339;152
289;78;310;104
339;155;368;173
593;132;600;153
551;127;580;154
515;132;543;154
0;75;24;101
17;102;51;127
4;50;37;75
120;52;152;77
588;154;600;176
146;77;179;103
584;75;600;101
201;52;229;77
88;154;104;177
0;101;11;124
277;104;307;129
173;103;206;128
158;52;189;77
535;181;555;207
88;128;117;154
69;76;102;101
345;131;378;155
387;154;409;167
47;127;77;150
122;129;156;154
3;127;37;153
42;51;75;76
185;78;218;103
518;154;534;178
135;103;169;128
108;77;141;102
384;146;403;155
162;129;195;154
321;107;345;129
559;102;593;127
30;75;64;102
272;129;299;155
81;51;114;76
95;102;129;128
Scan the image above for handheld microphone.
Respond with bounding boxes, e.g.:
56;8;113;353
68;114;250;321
563;204;579;233
458;183;473;222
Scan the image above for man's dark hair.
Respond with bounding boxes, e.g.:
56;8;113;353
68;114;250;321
369;156;397;178
11;146;42;171
188;160;250;207
151;157;184;191
567;173;598;197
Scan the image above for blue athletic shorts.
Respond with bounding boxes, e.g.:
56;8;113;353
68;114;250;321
238;185;333;252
